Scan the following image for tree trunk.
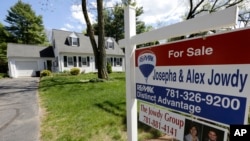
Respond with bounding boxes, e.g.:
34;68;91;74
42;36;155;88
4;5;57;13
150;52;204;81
97;0;108;79
82;0;108;79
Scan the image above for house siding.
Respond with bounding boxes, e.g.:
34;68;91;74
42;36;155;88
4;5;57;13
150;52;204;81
58;53;96;73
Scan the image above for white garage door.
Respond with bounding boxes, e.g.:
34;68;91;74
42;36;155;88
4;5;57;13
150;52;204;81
16;61;38;77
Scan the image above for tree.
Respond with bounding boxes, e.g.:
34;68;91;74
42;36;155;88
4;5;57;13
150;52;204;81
82;0;108;79
185;0;245;20
187;0;248;37
238;0;250;27
92;2;158;48
169;0;247;41
0;23;10;73
239;11;250;27
92;3;124;42
5;0;47;45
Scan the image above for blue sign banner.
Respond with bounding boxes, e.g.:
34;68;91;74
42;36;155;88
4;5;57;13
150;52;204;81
136;83;247;125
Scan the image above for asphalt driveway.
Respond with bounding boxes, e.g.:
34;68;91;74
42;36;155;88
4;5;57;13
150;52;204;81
0;77;40;141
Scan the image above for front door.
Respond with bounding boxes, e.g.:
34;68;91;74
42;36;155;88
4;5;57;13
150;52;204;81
47;60;52;71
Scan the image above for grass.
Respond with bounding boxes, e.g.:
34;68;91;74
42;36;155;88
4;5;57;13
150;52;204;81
39;72;162;141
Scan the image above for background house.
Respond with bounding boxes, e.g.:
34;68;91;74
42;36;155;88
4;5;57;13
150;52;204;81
7;29;125;78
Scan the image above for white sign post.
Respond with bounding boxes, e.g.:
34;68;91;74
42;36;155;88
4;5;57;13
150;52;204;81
124;6;137;141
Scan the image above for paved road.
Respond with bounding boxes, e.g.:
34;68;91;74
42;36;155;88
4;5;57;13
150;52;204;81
0;77;40;141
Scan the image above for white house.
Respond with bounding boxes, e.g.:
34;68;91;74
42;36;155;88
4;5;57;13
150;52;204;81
7;29;125;78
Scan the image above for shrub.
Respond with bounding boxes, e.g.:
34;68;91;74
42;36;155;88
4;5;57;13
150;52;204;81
40;70;52;77
0;73;8;78
70;68;80;75
0;62;8;73
107;62;112;74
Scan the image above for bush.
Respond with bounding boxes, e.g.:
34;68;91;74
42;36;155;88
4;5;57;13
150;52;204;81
0;73;8;78
40;70;52;77
70;68;80;75
107;62;112;74
0;62;8;73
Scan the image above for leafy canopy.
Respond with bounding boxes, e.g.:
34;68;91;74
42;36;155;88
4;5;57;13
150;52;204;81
0;23;9;72
5;0;47;44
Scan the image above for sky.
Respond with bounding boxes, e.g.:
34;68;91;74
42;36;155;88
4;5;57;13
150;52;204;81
0;0;188;33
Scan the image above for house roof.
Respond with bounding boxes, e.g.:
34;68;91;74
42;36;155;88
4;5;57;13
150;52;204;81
7;43;54;58
52;29;124;56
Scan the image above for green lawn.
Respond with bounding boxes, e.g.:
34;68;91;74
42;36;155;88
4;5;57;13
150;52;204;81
39;72;161;141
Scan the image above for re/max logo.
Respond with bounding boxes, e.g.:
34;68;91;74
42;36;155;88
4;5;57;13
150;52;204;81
137;84;154;93
139;54;154;62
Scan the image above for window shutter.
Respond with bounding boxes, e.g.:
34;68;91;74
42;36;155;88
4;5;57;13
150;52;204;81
87;56;90;66
120;58;122;65
73;56;77;67
68;37;72;45
78;57;82;67
114;58;116;66
64;56;67;67
77;38;80;46
111;57;113;66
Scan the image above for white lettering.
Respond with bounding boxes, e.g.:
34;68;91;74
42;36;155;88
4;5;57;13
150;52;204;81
186;46;213;57
234;129;247;136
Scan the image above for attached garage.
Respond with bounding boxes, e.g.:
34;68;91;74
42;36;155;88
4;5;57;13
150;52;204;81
15;61;38;77
7;43;55;78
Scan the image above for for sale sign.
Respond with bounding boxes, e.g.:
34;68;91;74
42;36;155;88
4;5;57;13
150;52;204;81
135;28;250;125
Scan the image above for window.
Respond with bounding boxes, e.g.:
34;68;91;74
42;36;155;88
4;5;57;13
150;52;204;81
80;56;90;67
68;37;79;46
68;57;73;66
107;58;111;65
72;37;79;46
109;42;114;49
106;38;114;49
116;58;120;66
107;57;114;66
68;32;80;46
114;57;122;66
64;56;78;67
82;57;87;66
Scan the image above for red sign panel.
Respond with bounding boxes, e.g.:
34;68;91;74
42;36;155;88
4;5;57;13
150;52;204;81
135;28;250;66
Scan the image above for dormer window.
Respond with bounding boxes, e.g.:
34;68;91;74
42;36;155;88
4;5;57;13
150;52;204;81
71;37;79;46
106;38;114;49
68;32;80;46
